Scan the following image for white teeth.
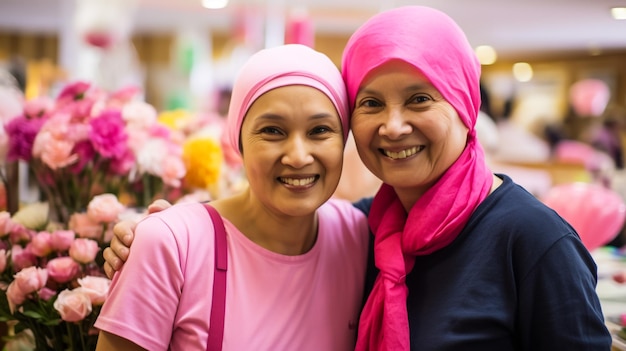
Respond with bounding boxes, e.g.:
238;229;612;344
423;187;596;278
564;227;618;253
281;177;316;186
383;146;421;159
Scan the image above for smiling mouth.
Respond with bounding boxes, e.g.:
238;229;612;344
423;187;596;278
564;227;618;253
381;146;423;160
279;176;318;186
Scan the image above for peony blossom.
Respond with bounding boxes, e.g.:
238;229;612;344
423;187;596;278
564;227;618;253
87;193;125;223
53;288;92;322
47;257;80;283
69;238;99;264
77;276;111;305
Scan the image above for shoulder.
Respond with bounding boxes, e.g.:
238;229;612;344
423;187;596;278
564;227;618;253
318;198;370;243
319;198;368;226
134;202;214;250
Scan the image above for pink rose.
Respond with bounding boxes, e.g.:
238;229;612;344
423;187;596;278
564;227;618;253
11;245;37;272
29;231;53;257
14;266;48;295
69;238;99;264
6;281;26;313
68;213;102;240
77;276;111;305
87;193;125;223
47;257;80;283
53;289;92;322
49;230;76;251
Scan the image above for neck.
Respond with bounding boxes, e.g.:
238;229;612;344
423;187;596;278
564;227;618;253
218;191;318;256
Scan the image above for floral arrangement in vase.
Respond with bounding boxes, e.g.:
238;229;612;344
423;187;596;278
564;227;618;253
0;193;139;350
3;81;186;224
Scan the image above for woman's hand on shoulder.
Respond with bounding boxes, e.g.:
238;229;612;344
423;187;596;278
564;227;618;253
103;199;173;279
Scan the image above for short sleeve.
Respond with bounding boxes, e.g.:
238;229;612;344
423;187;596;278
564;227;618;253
95;215;184;350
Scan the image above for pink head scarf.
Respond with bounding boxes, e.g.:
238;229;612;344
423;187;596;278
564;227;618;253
225;44;350;160
342;6;493;350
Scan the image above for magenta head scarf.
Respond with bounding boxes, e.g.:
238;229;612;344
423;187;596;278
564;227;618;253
225;44;350;159
342;6;493;350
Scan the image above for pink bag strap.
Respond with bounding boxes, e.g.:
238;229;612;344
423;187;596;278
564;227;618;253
204;204;228;351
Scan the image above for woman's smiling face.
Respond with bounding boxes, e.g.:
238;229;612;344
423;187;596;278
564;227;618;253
240;84;345;217
351;60;469;204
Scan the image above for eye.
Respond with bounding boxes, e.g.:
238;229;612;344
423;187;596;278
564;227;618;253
259;126;283;135
409;94;432;104
361;98;382;108
310;125;332;135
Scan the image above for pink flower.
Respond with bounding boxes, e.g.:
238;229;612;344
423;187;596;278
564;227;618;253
23;96;54;119
89;109;128;158
77;276;111;305
68;213;102;240
161;155;186;188
69;239;99;264
56;81;91;104
53;289;92;322
14;266;48;295
109;146;136;175
32;130;78;170
49;230;76;251
11;245;37;272
68;140;95;174
87;193;125;223
4;115;46;162
47;257;80;283
122;100;157;128
0;212;19;238
8;225;34;245
29;231;53;257
6;281;26;313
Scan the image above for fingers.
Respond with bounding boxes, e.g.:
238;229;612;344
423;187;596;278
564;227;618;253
103;247;123;278
147;199;173;214
113;220;136;247
103;261;115;280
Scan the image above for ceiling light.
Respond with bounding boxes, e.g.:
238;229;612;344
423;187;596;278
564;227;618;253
202;0;228;9
512;62;533;82
611;7;626;20
475;45;497;65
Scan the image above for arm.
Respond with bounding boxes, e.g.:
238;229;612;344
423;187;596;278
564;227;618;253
96;331;146;351
103;199;173;279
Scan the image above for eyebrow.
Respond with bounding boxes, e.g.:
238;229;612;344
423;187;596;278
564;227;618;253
357;83;434;96
255;112;339;122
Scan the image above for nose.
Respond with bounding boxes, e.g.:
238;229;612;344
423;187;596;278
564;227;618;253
281;135;314;168
379;107;412;139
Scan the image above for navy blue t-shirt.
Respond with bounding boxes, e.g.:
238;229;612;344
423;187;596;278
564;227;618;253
354;174;611;350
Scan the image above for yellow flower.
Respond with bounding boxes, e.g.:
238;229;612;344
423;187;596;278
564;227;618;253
157;109;192;131
183;137;223;190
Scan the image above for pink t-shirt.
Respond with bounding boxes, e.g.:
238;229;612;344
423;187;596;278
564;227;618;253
95;199;369;351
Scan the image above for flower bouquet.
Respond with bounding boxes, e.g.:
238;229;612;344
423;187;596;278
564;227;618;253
4;81;186;224
0;193;137;351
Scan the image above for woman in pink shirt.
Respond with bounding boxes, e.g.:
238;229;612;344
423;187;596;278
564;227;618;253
94;44;369;351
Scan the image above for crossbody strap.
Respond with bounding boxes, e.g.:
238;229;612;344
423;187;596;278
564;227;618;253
204;204;228;351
